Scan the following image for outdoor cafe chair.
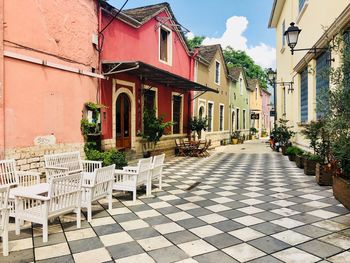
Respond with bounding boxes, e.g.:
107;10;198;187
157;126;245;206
0;185;10;256
149;154;165;194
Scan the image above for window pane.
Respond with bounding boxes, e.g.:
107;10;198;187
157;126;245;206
160;29;168;62
173;95;181;134
219;105;224;131
144;89;156;111
236;109;240;130
301;68;308;122
208;103;213;132
215;62;220;83
243;110;246;129
299;0;306;12
316;52;330;119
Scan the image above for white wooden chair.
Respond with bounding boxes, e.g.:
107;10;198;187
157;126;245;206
44;151;102;182
0;186;10;256
81;165;115;222
14;173;82;242
149;154;165;194
0;159;40;217
113;157;152;202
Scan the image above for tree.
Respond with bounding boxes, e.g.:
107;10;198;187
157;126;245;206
223;47;268;89
186;36;205;50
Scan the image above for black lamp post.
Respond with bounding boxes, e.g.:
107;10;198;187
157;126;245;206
284;22;332;57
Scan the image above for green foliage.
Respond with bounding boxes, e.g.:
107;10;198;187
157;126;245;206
305;154;323;162
186;36;205;50
231;131;241;139
250;127;258;135
223;47;268;89
189;117;208;134
85;144;127;169
142;108;173;145
271;119;295;146
81;118;99;136
286;146;304;156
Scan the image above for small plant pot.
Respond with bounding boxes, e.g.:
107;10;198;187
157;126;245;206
333;175;350;210
304;159;317;175
316;163;333;186
281;146;288;156
295;155;304;169
232;139;238;145
288;154;296;162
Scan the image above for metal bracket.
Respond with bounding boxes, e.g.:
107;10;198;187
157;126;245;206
191;91;208;101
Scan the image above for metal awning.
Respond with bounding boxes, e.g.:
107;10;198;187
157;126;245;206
102;61;218;93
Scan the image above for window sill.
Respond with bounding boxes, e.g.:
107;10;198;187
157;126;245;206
159;59;172;67
296;1;309;24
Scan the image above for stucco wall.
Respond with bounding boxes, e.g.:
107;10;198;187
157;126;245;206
194;48;230;139
2;0;99;162
272;0;349;146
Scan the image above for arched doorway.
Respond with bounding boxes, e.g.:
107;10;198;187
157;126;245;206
116;93;131;149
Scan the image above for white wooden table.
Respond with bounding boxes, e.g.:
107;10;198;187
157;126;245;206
10;183;50;199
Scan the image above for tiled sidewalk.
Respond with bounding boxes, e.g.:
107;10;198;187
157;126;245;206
1;152;350;263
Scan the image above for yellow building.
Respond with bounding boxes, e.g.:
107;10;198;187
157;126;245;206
193;44;230;146
248;79;263;136
269;0;350;147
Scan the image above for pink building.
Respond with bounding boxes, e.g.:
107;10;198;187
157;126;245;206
261;89;271;134
99;2;215;155
0;0;103;170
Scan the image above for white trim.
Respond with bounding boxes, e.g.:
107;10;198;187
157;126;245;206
171;92;184;134
219;103;225;131
198;99;206;118
112;79;136;150
207;101;214;132
214;60;221;85
296;0;309;23
4;50;104;79
158;25;173;66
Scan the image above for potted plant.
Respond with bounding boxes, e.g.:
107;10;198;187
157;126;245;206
295;151;305;169
142;108;173;158
274;119;295;154
231;131;240;144
286;146;303;162
238;133;245;144
249;127;257;140
189;116;208;140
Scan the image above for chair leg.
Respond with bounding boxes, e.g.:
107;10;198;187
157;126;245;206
87;205;92;223
15;217;20;235
108;194;113;211
77;207;81;228
159;176;162;191
133;190;136;203
2;230;8;256
43;221;48;243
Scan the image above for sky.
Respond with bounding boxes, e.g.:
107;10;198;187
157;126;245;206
109;0;276;69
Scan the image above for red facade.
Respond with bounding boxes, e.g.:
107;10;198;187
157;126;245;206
99;3;195;151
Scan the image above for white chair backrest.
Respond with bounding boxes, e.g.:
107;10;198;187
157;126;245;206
137;157;152;183
152;154;165;178
0;159;17;186
92;164;115;200
44;151;83;174
0;185;9;229
48;173;82;214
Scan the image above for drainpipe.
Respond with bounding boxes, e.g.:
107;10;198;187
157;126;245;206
188;48;199;137
0;0;5;158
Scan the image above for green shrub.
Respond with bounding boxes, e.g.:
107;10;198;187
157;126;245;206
85;147;128;170
286;146;303;156
305;154;323;162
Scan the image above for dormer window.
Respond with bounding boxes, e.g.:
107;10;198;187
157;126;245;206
159;27;172;64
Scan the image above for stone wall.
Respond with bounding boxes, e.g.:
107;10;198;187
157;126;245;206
5;143;84;174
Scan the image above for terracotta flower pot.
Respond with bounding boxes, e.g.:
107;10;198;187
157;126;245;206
231;139;238;145
304;159;317;175
316;163;333;186
333;175;350;210
295;155;304;169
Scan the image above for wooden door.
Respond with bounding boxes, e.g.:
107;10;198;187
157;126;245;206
116;93;131;149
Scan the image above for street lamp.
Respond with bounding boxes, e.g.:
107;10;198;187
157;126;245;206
284;22;333;59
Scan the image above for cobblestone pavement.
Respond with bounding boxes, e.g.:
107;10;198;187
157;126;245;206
1;144;350;263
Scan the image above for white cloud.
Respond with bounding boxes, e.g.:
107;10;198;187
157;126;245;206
202;16;276;69
186;31;195;40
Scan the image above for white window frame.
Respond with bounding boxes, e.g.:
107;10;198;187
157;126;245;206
158;25;173;66
207;101;214;132
198;99;206;118
219;103;224;131
171;92;184;134
214;60;220;85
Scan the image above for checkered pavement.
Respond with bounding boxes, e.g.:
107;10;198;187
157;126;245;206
1;151;350;263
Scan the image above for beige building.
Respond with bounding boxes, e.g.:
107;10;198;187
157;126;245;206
269;0;350;147
193;44;230;146
248;79;263;136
